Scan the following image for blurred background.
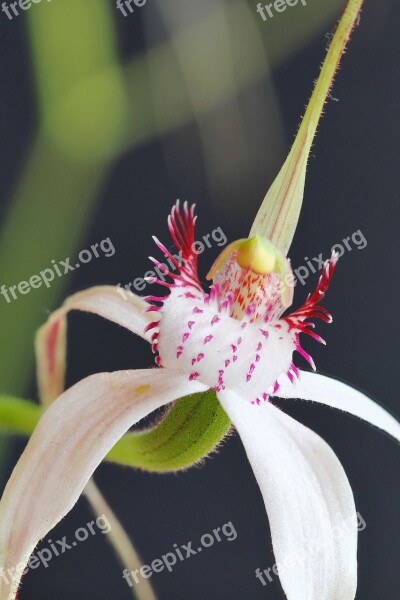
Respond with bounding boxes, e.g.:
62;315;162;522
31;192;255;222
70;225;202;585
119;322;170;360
0;0;399;598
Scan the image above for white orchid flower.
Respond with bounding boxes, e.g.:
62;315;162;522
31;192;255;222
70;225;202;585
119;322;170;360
0;201;399;600
0;1;398;599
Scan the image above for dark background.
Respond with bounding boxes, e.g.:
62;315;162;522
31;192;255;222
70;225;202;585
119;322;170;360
0;0;399;598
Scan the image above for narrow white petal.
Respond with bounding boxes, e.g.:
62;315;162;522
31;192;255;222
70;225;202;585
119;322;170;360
0;369;206;600
36;285;154;403
61;284;154;340
218;391;357;600
277;371;400;443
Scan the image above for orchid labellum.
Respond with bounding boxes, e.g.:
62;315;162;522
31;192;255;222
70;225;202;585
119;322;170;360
0;1;398;599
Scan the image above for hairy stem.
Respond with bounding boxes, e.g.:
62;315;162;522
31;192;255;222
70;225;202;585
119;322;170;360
250;0;365;254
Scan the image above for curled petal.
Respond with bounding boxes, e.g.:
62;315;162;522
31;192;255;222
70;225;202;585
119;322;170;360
277;371;400;443
35;285;153;404
35;314;67;405
218;391;357;600
0;369;206;600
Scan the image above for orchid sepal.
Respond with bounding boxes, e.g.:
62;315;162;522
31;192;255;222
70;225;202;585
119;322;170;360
34;283;232;472
0;369;207;600
250;0;365;255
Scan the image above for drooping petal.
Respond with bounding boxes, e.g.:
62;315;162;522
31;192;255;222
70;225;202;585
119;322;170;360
36;285;153;403
276;371;400;443
218;391;357;600
0;369;206;600
34;277;231;477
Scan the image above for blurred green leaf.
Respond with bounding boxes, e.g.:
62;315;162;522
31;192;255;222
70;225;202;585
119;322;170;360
0;0;128;482
0;0;128;396
122;0;344;148
0;397;42;436
29;0;128;161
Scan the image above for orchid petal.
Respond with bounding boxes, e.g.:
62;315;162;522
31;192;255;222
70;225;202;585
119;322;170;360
61;285;153;337
0;391;232;473
218;391;357;600
35;285;153;403
277;371;400;443
0;369;206;600
34;277;231;473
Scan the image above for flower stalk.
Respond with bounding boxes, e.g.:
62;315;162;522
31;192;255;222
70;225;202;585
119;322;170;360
84;479;157;600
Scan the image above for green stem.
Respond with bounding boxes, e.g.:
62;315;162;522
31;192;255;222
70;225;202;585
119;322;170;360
250;0;365;254
84;479;157;600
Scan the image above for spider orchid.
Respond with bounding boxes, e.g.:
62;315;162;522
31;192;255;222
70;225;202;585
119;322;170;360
0;202;399;600
0;2;398;599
